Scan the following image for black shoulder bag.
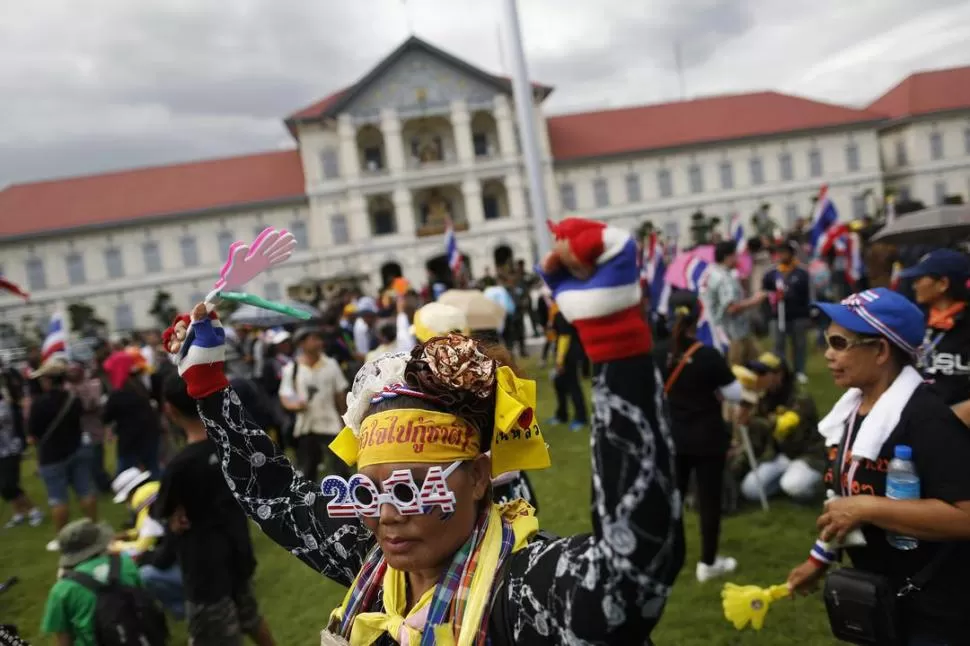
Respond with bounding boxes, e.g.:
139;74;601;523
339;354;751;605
822;416;951;645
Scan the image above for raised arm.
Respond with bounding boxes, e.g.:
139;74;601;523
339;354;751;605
505;220;683;643
163;306;374;586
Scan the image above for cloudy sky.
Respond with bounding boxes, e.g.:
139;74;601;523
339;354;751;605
2;0;969;187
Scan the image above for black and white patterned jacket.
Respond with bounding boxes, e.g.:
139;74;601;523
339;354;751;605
198;354;684;645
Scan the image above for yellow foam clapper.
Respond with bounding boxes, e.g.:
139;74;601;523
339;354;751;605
774;410;801;440
731;365;759;390
721;583;789;631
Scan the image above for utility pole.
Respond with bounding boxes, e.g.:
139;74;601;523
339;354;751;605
500;0;552;258
674;41;686;100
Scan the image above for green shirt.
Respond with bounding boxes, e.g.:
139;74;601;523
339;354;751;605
41;553;142;645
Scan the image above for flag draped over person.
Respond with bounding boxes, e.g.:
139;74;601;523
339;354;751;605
683;256;728;353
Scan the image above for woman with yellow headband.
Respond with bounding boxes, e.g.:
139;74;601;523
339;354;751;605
162;218;682;645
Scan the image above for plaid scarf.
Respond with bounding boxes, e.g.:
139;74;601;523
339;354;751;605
334;508;515;646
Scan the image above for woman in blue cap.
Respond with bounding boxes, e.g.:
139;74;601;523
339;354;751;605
785;287;970;645
900;249;970;410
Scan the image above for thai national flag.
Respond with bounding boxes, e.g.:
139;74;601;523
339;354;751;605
809;184;839;255
728;213;746;254
0;275;29;301
845;232;864;287
890;262;902;291
444;216;462;275
41;312;68;363
642;233;668;314
684;257;728;353
818;223;850;257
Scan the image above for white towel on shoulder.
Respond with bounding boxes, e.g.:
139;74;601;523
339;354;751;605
817;365;924;462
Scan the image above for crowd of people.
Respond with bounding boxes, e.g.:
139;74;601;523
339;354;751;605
1;212;969;645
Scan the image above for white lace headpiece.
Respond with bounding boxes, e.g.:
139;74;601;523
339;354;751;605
342;352;411;435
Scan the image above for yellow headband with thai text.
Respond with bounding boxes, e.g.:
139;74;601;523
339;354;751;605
330;410;479;469
329;366;551;477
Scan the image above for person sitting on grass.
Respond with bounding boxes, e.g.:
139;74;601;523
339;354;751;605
162;217;683;645
731;352;823;504
109;467;185;621
41;518;164;646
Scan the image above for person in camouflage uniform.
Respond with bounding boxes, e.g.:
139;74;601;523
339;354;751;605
731;352;824;503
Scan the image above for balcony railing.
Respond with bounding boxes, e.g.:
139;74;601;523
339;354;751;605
416;219;469;238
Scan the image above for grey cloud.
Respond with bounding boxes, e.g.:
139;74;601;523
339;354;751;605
2;0;970;187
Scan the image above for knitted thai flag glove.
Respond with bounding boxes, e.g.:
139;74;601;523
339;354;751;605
162;311;230;399
538;218;652;363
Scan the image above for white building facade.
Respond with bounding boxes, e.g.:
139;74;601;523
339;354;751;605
0;37;968;335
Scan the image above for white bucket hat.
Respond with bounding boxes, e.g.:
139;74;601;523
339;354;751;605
111;467;152;504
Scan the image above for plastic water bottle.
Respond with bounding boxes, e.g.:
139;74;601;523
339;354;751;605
886;445;920;550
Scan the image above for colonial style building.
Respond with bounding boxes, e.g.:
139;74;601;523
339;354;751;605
0;36;968;333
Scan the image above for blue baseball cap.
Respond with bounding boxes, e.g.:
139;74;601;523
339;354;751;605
899;249;970;280
814;287;925;357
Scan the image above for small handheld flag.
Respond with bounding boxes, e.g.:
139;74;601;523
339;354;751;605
0;276;29;301
41;312;68;363
445;216;463;276
809;185;839;255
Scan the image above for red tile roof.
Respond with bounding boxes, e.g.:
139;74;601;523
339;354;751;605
288;89;347;121
867;65;970;120
547;91;883;162
0;150;305;240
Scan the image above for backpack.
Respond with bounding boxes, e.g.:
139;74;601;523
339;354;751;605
62;554;168;646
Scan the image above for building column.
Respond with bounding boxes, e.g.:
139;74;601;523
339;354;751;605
462;179;485;227
337;115;360;180
381;108;407;173
505;173;527;219
451;100;474;164
392;187;417;235
347;190;368;241
494;95;517;159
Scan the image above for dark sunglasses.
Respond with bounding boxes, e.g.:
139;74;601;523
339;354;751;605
824;334;882;352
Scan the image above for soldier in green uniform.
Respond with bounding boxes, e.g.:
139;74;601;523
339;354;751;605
732;352;824;503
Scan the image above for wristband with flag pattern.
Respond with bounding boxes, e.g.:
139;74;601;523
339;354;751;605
538;218;652;363
164;311;230;399
808;538;837;567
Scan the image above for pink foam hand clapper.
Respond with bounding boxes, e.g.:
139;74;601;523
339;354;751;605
207;227;297;301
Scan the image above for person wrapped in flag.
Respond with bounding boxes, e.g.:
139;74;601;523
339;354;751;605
162;216;682;645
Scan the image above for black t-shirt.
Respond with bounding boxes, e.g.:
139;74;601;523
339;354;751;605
28;389;83;465
155;438;256;604
922;307;970;406
823;386;970;640
665;343;736;456
103;387;161;456
761;266;812;321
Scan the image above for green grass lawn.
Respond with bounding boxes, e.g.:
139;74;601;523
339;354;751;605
1;347;844;645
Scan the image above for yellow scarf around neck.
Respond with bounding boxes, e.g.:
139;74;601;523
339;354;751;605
329;500;538;646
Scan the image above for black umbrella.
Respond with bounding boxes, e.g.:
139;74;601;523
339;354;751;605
870;205;970;246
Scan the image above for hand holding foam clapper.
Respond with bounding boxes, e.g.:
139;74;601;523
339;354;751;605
721;582;790;630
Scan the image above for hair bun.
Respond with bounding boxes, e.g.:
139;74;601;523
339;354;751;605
404;334;498;437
